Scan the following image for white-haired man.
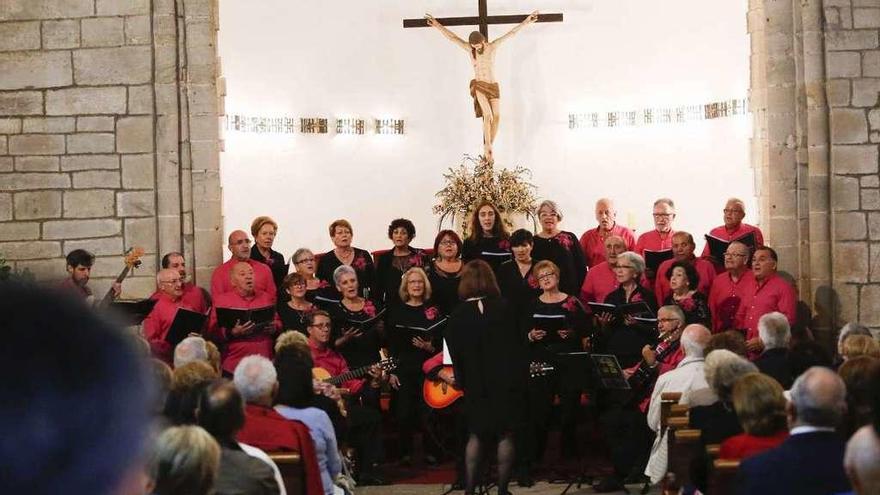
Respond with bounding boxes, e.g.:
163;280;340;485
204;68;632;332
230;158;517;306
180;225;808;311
143;268;209;365
645;324;712;484
173;336;209;369
755;312;793;388
738;367;851;495
579;198;636;268
845;425;880;495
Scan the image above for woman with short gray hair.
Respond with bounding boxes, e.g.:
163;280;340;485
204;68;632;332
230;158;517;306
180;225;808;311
531;199;587;295
149;425;221;495
325;264;384;369
291;247;333;303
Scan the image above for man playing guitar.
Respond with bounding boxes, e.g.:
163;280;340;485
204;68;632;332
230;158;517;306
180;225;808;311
59;249;121;304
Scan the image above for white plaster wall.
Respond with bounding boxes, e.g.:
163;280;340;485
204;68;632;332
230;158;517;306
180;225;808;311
218;0;752;261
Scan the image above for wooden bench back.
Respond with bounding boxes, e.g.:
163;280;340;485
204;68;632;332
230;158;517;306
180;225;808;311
268;452;305;495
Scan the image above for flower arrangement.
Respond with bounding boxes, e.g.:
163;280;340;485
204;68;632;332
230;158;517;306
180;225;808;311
433;155;538;235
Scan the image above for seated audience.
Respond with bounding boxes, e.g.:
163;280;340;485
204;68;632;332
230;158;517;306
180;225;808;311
788;339;834;378
531;199;587;295
211;230;277;300
196;380;281;495
689;350;757;442
719;372;788;459
837;322;873;362
250;216;287;290
274;351;343;495
174;335;209;368
737;246;797;358
704;329;748;358
707;241;754;331
844;426;880;495
754;311;793;388
151;358;173;417
701;198;764;269
841;334;880;361
207;261;281;375
0;284;151;495
654;232;716;307
234;356;324;495
149;425;221;495
164;360;217;425
645;324;712;484
737;367;851;495
579;197;636;268
838;356;880;438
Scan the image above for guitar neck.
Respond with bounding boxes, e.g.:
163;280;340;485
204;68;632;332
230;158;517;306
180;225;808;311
99;266;130;307
327;364;373;386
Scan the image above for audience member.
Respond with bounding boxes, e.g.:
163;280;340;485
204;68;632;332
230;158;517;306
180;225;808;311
196;380;281;495
841;334;880;361
688;350;757;442
737;367;850;495
645;324;712;483
754;312;793;388
174;335;210;369
164;360;217;425
720;372;788;459
150;358;173;417
844;426;880;495
838;356;880;438
837;322;873;360
0;284;150;495
788;340;834;378
704;330;748;358
149;425;221;495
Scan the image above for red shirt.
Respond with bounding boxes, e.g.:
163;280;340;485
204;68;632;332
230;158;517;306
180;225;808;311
58;277;92;300
579;224;636;268
701;223;764;258
635;229;676;256
309;340;365;395
653;257;717;307
737;273;797;354
151;282;208;311
210;258;277;300
579;261;619;306
237;404;325;495
708;270;755;332
207;289;280;374
143;291;209;364
719;430;788;460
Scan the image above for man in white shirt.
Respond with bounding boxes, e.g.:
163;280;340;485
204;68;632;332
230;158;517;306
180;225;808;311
644;324;712;484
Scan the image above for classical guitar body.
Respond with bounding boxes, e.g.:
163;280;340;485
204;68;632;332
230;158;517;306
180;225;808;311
422;366;463;409
312;367;332;382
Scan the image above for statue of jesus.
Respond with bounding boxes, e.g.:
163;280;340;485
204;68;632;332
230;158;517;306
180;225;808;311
426;11;538;164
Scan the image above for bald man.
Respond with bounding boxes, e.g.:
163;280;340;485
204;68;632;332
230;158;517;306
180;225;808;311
701;198;764;269
579;198;636;268
653;231;717;306
207;262;281;375
845;426;880;495
210;230;277;300
143;268;209;364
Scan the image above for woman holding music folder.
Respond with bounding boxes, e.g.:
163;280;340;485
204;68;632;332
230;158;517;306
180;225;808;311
444;260;528;495
522;259;589;462
388;267;445;465
277;272;316;335
427;230;464;316
461;201;512;274
325;265;384;372
663;260;711;328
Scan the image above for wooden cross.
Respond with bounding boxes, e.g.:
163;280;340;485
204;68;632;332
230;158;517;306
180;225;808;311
403;0;563;39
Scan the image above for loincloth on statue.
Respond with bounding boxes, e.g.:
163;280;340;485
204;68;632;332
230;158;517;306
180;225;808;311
469;80;500;118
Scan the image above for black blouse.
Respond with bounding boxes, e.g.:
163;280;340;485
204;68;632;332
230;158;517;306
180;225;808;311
326;298;384;369
664;291;712;328
277;302;315;336
497;259;541;319
599;285;659;368
462;236;512;274
316;247;376;300
531;231;587;296
387;301;444;372
426;261;462;316
250;245;287;290
374;248;430;306
523;294;590;357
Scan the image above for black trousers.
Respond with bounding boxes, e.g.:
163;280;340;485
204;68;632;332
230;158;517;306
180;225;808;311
392;366;442;458
598;397;654;479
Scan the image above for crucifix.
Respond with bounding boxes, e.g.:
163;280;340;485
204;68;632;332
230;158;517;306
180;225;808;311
404;1;563;163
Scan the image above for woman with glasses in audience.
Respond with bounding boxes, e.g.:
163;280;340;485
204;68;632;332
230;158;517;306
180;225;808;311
317;219;376;300
462;201;512;274
531;200;587;296
291;248;335;305
277;272;316;335
428;230;464;315
375;218;430;306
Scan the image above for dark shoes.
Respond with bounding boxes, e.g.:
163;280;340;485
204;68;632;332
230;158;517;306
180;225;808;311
593;475;627;493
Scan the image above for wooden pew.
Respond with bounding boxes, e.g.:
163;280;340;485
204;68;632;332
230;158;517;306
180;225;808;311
708;458;740;495
667;423;701;489
660;391;683;428
268;452;305;495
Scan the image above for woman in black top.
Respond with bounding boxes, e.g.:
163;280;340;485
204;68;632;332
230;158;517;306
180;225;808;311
462;201;512;273
375;218;430;306
663;260;711;328
325;265;383;370
444;260;528;495
249;216;287;290
276;272;316;335
316;219;375;300
290;248;335;306
497;229;541;319
427;229;463;315
531;200;587;296
388;267;445;463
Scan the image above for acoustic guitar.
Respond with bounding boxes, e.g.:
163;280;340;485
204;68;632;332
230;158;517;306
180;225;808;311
312;358;398;417
97;247;144;307
423;361;554;409
625;327;683;401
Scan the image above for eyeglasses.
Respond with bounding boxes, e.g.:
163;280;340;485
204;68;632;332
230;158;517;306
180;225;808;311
723;209;744;214
724;252;748;258
289;282;307;288
439;240;457;246
615;264;636;270
295;258;315;264
658;318;680;324
309;322;331;329
407;279;425;285
652;213;673;218
537;272;556;280
160;279;182;285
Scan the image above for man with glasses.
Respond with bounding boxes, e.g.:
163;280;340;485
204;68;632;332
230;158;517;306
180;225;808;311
143;268;209;364
736;247;797;359
210;230;277;300
635;198;677;281
154;251;210;309
708;241;755;332
652;231;717;306
701;198;764;269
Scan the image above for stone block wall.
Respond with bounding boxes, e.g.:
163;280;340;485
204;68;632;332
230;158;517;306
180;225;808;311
0;0;223;297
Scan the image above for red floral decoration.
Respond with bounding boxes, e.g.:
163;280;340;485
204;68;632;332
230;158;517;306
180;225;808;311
631;292;643;303
527;274;539;289
318;280;330;289
562;297;577;312
424;306;439;320
352;255;367;270
556;234;573;250
409;254;423;267
498;239;511;250
679;297;696;311
363;300;377;317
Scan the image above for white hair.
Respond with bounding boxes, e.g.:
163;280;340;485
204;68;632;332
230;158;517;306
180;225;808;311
681;324;711;358
845;425;880;494
758;312;791;350
790;366;847;428
233;355;277;403
617;251;646;276
333;264;357;286
838;322;872;349
173;336;209;369
704;349;758;401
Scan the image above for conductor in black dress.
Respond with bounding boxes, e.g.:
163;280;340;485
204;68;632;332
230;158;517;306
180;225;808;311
444;260;528;495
